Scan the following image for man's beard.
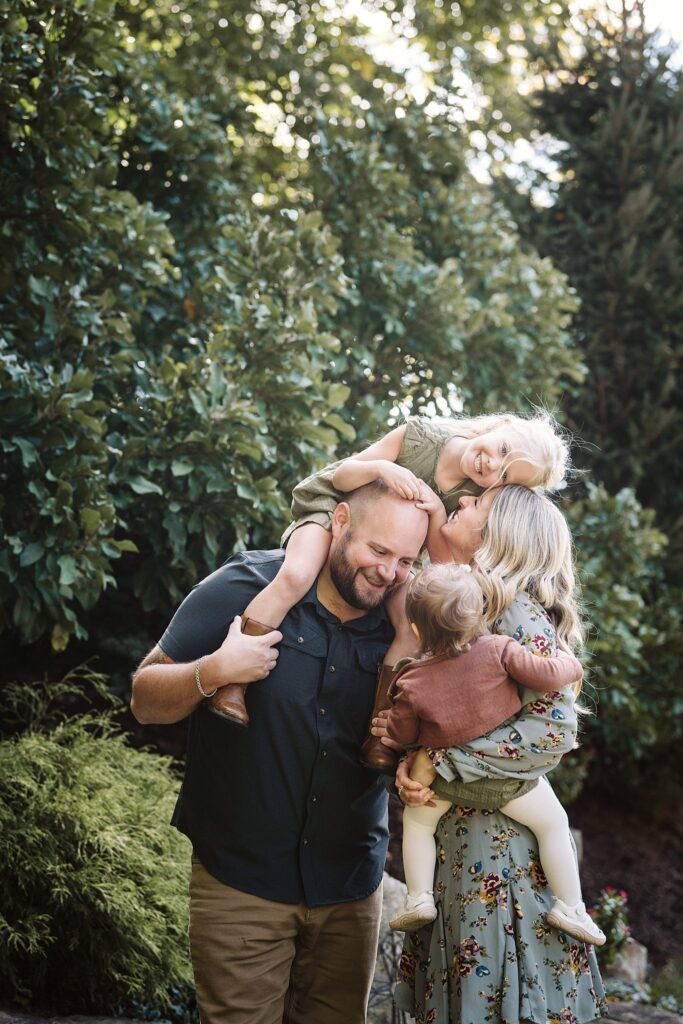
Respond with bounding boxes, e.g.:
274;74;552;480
328;533;398;611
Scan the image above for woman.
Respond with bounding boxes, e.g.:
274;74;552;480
378;485;606;1024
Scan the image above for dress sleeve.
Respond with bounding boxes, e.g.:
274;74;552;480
396;418;441;488
433;593;578;786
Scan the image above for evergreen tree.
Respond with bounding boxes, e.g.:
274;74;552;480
504;8;683;566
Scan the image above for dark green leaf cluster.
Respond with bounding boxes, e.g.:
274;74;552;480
1;0;579;652
0;671;191;1013
567;482;683;788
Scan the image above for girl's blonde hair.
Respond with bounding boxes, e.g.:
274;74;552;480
436;409;570;490
472;486;584;690
406;563;487;659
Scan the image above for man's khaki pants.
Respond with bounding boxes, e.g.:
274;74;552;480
189;856;383;1024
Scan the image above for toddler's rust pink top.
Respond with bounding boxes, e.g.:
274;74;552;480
385;635;582;749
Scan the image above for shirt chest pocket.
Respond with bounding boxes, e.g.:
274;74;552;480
354;643;386;680
275;623;329;694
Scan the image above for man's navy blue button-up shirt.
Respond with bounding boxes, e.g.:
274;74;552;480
160;550;394;907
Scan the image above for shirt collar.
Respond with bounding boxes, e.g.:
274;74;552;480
300;577;391;634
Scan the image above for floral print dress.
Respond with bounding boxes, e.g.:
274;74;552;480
393;594;607;1024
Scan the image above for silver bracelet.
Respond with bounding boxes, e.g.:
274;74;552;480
195;657;217;698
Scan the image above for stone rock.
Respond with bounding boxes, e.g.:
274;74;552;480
608;937;649;985
604;1001;683;1023
379;870;409;935
368;872;414;1024
571;826;583;865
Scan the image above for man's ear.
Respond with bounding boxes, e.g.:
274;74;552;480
331;501;352;538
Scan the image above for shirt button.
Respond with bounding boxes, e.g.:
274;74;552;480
321;750;327;758
311;795;317;802
303;839;309;846
297;636;304;644
319;708;326;715
329;665;336;673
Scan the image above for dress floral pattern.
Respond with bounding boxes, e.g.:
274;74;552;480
393;594;607;1024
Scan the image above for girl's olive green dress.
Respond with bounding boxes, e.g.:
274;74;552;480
282;416;481;545
393;596;607;1024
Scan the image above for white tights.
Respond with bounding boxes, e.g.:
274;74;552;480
402;777;581;906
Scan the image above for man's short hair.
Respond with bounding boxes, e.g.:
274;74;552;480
342;479;394;525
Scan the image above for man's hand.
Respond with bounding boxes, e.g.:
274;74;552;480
131;617;282;726
204;616;282;688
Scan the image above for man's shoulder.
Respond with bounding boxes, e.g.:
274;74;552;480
183;548;286;607
206;549;285;585
221;549;285;568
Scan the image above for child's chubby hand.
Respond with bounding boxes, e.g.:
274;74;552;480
376;461;423;501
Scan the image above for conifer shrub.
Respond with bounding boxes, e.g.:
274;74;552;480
0;672;192;1013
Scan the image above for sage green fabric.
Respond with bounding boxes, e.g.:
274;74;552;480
431;772;538;809
281;416;483;546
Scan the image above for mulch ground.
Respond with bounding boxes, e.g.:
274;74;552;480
569;790;683;968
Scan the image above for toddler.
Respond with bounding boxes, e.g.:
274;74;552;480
386;562;606;947
208;411;570;730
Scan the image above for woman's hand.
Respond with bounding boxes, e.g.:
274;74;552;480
396;752;437;808
420;482;452;564
415;481;446;522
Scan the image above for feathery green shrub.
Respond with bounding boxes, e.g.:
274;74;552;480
0;672;191;1013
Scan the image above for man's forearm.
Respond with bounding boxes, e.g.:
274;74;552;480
130;622;282;726
131;650;206;725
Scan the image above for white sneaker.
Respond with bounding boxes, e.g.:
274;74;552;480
546;898;606;946
389;891;437;932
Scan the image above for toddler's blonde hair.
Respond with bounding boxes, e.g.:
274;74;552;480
406;563;487;659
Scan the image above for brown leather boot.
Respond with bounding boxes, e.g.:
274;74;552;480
208;616;277;727
359;663;400;774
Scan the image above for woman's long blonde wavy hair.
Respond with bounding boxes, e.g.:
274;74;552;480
430;409;570;489
471;485;584;691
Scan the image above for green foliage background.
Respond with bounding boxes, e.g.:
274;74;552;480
1;0;682;1008
0;671;192;1013
2;0;682;777
0;0;580;656
2;0;681;785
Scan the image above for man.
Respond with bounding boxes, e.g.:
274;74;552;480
130;481;428;1024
